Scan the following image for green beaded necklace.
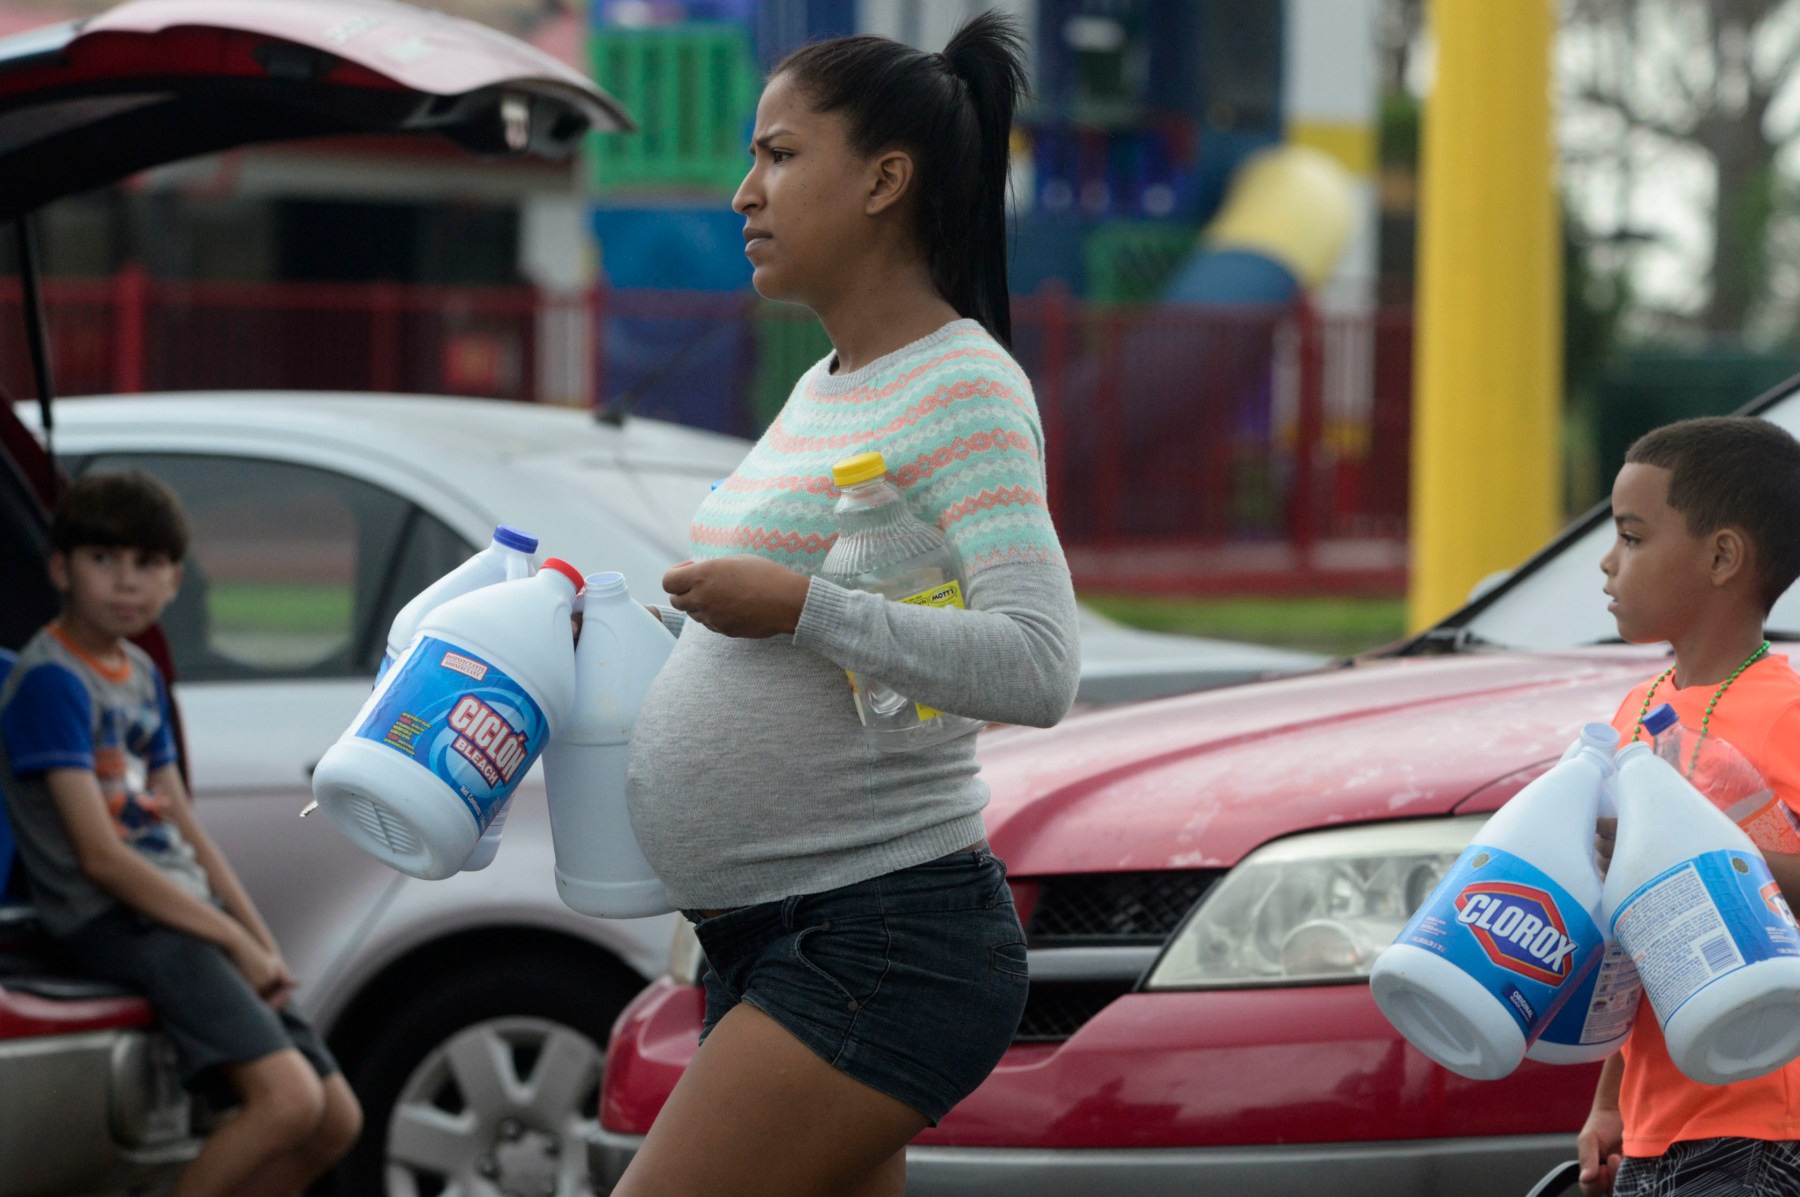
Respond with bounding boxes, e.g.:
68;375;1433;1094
1630;640;1772;777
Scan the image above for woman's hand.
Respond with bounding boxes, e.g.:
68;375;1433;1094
662;556;810;638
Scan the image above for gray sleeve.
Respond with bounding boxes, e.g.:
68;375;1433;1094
792;562;1080;729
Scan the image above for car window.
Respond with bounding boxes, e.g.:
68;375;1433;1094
1459;388;1800;650
79;453;470;681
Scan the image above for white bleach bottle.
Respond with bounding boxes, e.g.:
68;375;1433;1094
1604;743;1800;1084
1371;741;1614;1080
1526;722;1644;1065
541;572;675;918
314;558;584;880
377;525;539;683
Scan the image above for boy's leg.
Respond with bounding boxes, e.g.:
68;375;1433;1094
171;1048;324;1197
237;1073;363;1194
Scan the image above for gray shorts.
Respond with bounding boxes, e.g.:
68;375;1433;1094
60;906;338;1100
1615;1136;1800;1196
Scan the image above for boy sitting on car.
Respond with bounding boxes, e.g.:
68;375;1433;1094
0;471;360;1196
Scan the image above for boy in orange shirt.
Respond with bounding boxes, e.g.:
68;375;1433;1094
1579;417;1800;1196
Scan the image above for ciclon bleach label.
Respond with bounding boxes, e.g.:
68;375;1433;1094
353;636;547;827
313;560;581;881
1396;846;1603;1038
1612;849;1800;1025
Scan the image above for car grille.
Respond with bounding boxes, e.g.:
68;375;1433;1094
1025;871;1219;946
1014;871;1220;1044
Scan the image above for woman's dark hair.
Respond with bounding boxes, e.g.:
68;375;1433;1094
775;11;1027;345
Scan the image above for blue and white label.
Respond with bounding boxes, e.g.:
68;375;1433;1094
1394;844;1605;1040
352;635;548;831
1612;849;1800;1025
1536;943;1642;1048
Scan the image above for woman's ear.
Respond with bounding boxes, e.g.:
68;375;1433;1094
866;148;915;216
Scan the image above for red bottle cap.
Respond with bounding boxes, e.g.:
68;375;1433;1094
541;557;584;589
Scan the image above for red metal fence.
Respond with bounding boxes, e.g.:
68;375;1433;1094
0;271;1412;596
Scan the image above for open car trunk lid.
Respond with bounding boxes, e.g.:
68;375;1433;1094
0;0;632;221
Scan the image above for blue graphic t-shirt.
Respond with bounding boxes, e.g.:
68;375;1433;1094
0;625;210;935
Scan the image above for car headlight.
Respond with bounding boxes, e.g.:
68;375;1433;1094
1144;815;1484;989
668;918;704;985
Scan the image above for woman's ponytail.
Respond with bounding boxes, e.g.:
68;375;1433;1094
776;13;1029;346
938;13;1028;346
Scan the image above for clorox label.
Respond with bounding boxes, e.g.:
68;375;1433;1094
1454;883;1583;984
1613;849;1800;1025
352;636;548;830
1394;844;1604;1040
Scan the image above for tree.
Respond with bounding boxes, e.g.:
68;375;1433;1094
1561;0;1800;338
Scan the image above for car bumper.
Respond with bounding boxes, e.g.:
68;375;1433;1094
599;980;1598;1149
0;1029;197;1195
587;1127;1575;1197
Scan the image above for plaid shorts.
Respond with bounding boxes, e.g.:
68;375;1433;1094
1615;1137;1800;1196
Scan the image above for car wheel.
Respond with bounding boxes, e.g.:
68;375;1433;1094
330;954;636;1197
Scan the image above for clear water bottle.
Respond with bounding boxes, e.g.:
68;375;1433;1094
818;451;982;753
1649;704;1800;854
378;525;539;683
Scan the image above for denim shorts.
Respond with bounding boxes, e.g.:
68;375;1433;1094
684;847;1029;1125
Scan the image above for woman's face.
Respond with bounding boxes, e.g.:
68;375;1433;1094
732;71;879;308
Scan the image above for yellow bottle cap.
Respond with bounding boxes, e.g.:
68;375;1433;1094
831;451;888;488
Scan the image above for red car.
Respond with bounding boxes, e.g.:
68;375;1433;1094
589;382;1800;1197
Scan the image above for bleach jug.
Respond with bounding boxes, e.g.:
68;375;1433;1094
377;525;539;682
1527;723;1644;1065
817;451;982;753
1604;743;1800;1084
1371;742;1613;1079
542;573;674;918
314;558;584;880
377;527;538;871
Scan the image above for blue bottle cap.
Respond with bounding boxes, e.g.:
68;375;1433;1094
1643;703;1680;736
710;478;726;491
492;525;539;553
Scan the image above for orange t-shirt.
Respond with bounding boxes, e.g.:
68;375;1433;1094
1608;652;1800;1156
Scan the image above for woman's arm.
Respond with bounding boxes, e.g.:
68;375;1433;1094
794;564;1079;729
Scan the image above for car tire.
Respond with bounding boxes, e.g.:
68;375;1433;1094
326;952;637;1197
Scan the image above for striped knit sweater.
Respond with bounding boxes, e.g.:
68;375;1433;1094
627;318;1081;908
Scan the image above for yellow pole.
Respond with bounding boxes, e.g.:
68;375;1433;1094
1408;0;1562;631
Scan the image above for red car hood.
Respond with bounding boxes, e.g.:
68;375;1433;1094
979;646;1676;875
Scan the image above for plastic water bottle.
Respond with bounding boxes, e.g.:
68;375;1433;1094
1651;717;1800;855
817;452;981;753
1603;743;1800;1084
541;572;674;918
313;558;583;880
377;525;539;683
1526;723;1644;1065
1371;742;1614;1080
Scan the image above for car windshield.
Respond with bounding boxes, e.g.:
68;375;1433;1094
1458;382;1800;650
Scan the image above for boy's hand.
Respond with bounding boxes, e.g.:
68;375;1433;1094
662;557;810;639
1595;817;1618;877
227;934;295;1009
1577;1104;1625;1195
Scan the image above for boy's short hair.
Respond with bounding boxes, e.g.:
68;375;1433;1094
50;470;189;563
1626;416;1800;611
